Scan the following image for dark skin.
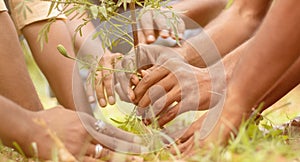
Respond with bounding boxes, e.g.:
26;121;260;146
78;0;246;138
130;0;271;126
0;11;43;111
0;10;147;160
172;0;300;154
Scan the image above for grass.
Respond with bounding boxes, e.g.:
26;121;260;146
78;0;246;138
1;40;300;161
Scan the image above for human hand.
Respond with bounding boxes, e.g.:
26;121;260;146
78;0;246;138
95;50;122;107
166;98;253;156
138;8;185;44
114;44;184;102
133;58;218;127
25;106;147;160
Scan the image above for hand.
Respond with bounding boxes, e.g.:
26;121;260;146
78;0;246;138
25;106;147;160
167;97;253;156
138;8;185;44
132;59;210;127
133;57;226;127
95;50;122;107
114;44;184;102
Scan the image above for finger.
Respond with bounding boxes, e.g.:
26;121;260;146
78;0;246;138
103;53;122;105
170;18;185;40
138;86;180;123
114;57;133;102
137;73;174;108
92;120;144;144
157;103;181;127
138;30;147;44
140;10;156;43
154;13;170;38
90;130;148;154
161;126;187;144
177;113;207;143
131;74;140;86
133;66;169;104
86;143;96;156
169;135;194;155
83;115;148;154
95;71;107;107
119;56;136;100
85;144;111;160
85;82;96;103
163;112;208;145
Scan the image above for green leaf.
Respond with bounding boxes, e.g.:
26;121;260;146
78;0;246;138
47;2;56;16
99;6;107;19
90;5;98;19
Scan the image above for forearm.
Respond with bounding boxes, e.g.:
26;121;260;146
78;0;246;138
172;0;227;28
227;0;300;110
22;20;76;109
257;57;300;110
22;20;92;114
216;38;300;112
0;11;43;111
180;0;270;67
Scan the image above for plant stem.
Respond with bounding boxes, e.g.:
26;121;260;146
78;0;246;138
130;1;140;71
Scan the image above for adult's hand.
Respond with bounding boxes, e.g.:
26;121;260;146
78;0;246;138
95;50;122;107
27;106;147;160
114;44;184;102
133;58;219;127
138;8;185;44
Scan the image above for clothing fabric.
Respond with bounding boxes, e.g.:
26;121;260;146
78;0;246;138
0;0;7;11
8;0;66;30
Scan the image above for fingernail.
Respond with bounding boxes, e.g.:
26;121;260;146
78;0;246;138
108;96;115;105
147;35;155;43
99;98;107;107
178;33;183;39
160;30;169;38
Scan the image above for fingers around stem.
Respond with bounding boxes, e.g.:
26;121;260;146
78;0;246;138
133;66;169;104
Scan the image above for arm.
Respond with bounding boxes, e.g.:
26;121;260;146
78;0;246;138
0;95;146;160
179;0;271;67
181;0;300;151
172;0;227;28
22;20;92;114
0;11;43;111
227;0;300;110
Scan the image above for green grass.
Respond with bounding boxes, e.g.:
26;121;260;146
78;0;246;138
1;40;300;161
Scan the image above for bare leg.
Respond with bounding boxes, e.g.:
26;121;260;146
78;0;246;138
0;11;43;111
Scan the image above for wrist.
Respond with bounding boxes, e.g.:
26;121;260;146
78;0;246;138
14;110;36;153
175;40;207;67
